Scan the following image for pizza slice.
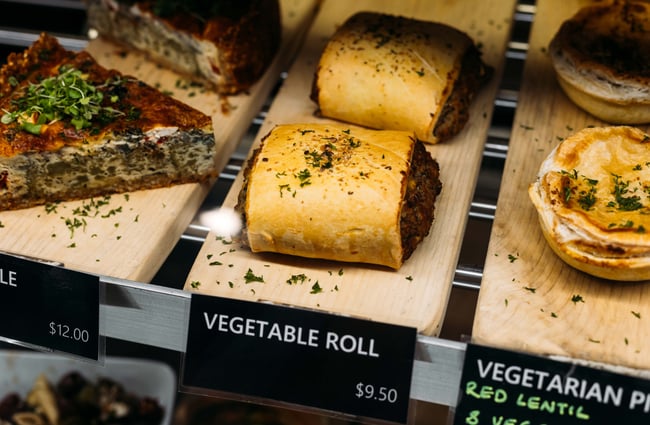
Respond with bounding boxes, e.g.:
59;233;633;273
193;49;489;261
0;33;219;211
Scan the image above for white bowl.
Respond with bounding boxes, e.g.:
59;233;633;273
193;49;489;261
0;350;176;425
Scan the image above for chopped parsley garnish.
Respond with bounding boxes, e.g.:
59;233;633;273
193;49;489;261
63;217;87;238
310;281;323;294
244;268;264;283
578;177;598;210
609;173;643;211
216;235;233;245
286;273;308;285
571;294;585;304
295;169;312;187
560;169;599;210
304;147;334;169
278;183;293;198
44;203;59;214
347;137;361;148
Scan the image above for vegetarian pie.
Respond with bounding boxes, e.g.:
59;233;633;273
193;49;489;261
529;126;650;281
549;0;650;124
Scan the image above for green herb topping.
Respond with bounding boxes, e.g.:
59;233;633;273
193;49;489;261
609;173;643;211
286;273;308;285
295;169;312;187
559;168;650;227
560;169;598;211
1;66;124;135
244;268;264;283
571;294;585;304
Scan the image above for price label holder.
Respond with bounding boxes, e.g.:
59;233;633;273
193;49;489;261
454;343;650;425
0;252;102;362
182;294;417;424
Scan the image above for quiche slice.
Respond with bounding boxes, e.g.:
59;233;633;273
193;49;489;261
0;33;219;211
85;0;282;95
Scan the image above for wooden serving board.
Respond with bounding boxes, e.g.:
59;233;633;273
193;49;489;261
473;0;650;371
184;0;517;336
0;0;319;283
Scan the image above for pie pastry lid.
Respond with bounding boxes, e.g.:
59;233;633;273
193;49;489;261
549;0;650;124
529;126;650;281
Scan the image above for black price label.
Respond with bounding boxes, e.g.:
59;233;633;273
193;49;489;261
0;252;100;361
183;294;416;424
455;343;650;425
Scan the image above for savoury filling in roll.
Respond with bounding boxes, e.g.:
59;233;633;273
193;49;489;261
236;123;442;269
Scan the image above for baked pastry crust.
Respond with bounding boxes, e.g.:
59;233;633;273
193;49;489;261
549;1;650;124
236;123;442;269
85;0;282;95
0;33;218;211
529;126;650;281
310;11;491;144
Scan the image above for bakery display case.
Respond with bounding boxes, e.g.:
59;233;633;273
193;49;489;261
2;0;649;424
474;0;650;372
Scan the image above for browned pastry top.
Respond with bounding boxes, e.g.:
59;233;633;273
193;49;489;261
0;33;212;157
551;0;650;84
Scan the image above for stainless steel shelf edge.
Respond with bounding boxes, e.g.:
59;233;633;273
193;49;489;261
100;276;191;352
99;275;467;406
412;337;466;407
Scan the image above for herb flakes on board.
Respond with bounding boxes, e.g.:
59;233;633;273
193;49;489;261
244;268;264;284
571;294;585;304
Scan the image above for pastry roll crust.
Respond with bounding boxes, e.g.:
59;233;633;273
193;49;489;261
529;126;650;281
236;123;441;269
311;12;491;143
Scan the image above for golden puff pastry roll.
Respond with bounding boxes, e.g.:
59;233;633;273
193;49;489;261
236;123;442;269
311;12;492;144
529;126;650;281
